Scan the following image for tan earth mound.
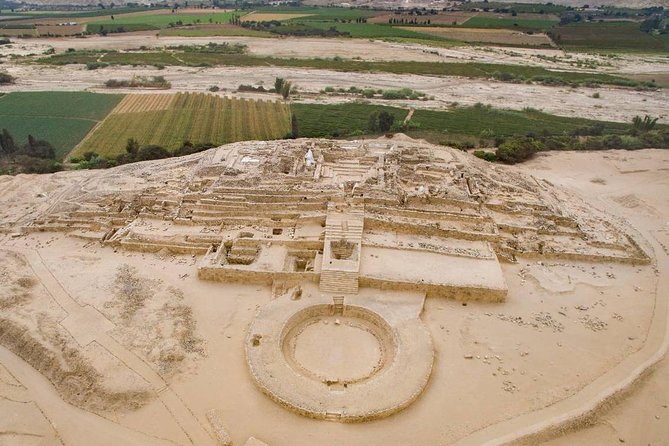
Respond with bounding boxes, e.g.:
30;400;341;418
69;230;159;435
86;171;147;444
0;136;667;445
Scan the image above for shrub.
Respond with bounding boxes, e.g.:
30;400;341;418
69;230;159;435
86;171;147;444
12;155;61;174
474;150;497;162
496;137;544;164
86;62;108;70
543;135;573;150
572;123;604;136
362;88;376;98
173;141;215;157
492;71;517;82
136;145;171;161
105;76;171;89
0;72;14;85
238;84;268;92
76;153;111;169
381;88;424;100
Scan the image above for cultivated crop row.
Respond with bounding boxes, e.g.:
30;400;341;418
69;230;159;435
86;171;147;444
73;93;291;158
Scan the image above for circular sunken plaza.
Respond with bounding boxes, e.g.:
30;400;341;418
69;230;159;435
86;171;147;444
246;293;434;422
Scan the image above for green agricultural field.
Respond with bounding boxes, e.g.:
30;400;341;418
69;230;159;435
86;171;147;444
292;103;407;138
465;2;567;14
461;16;558;30
550;22;669;52
255;6;374;21
410;105;630;137
88;11;237;30
87;23;159;33
42;50;644;88
0;91;123;160
160;25;270;37
0;7;163;19
73;93;291;158
292;103;631;140
304;21;443;39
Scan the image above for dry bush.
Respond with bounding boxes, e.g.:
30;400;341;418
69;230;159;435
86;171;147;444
109;264;155;319
16;276;36;288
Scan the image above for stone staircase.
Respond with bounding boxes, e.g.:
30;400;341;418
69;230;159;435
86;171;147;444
320;203;364;295
320;270;359;294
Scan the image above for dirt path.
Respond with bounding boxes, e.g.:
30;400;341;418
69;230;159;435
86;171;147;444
403;107;415;125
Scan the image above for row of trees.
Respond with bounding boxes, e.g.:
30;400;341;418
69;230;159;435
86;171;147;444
388;18;431;25
72;138;216;169
477;115;667;164
0;129;61;174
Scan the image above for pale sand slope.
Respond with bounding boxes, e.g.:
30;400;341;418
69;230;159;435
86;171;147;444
543;353;669;445
2;63;667;123
513;149;669;445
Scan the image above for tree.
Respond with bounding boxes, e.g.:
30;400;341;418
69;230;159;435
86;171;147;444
0;128;17;156
126;137;139;159
291;113;299;139
367;111;395;133
633;115;658;133
640;15;661;33
367;112;380;132
495;137;544;164
23;135;55;159
281;81;292;99
274;77;284;93
378;111;395;132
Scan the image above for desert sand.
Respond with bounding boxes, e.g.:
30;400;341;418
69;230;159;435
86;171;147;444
0;136;667;445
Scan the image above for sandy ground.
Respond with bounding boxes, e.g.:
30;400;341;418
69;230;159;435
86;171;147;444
3;33;668;74
5;34;447;62
2;62;667;123
542;353;669;445
0;143;667;445
513;149;669;445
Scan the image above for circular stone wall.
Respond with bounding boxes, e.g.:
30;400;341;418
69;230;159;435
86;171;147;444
246;296;433;422
282;306;395;385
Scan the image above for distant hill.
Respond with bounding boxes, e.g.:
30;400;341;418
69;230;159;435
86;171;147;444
4;0;669;10
303;0;669;9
